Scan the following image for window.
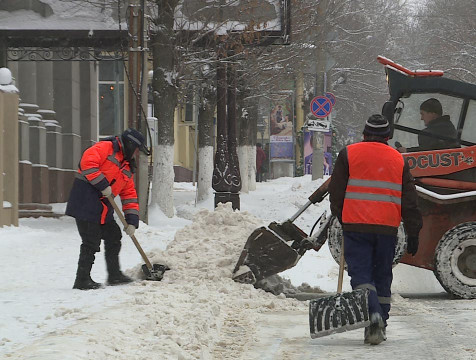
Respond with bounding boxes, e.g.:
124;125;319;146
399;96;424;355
184;84;196;123
461;100;476;145
98;60;124;137
392;93;463;149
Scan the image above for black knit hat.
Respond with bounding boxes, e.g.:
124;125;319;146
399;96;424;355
420;98;442;116
121;128;150;159
363;114;391;137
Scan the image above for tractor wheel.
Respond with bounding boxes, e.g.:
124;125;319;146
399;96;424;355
434;222;476;299
327;216;406;268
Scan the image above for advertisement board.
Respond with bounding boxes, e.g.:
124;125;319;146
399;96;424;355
269;98;294;160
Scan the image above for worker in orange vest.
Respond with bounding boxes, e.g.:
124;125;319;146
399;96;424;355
66;128;150;290
329;114;422;345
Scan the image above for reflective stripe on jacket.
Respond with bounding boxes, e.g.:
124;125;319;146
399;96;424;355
342;142;404;229
66;137;139;227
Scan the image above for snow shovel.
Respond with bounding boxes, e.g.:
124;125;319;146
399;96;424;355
309;237;370;338
232;178;332;284
107;195;169;281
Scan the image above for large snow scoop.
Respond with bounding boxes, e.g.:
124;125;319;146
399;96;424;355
232;178;332;284
309;237;370;338
107;195;169;281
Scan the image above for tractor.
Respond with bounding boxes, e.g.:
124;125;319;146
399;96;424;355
233;56;476;299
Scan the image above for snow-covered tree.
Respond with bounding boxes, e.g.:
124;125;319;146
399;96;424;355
411;0;476;82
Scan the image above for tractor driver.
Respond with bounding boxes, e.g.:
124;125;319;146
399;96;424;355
396;98;460;153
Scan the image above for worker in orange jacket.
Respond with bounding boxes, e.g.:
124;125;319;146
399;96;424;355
329;114;422;345
66;128;150;290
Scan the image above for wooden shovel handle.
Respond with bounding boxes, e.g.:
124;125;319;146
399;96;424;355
106;195;153;269
337;237;345;294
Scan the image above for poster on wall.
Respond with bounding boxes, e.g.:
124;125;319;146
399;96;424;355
269;99;294;160
303;131;333;175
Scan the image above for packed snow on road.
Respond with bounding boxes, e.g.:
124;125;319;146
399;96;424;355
1;176;475;359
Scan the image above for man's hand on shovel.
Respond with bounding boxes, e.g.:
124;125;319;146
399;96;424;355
101;186;112;197
124;224;136;236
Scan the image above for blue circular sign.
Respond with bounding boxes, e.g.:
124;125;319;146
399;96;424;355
310;96;333;118
325;92;336;106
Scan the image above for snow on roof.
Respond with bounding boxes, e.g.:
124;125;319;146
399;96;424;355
0;0;125;31
174;0;282;33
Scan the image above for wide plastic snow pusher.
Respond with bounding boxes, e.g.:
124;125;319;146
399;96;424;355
232;178;332;284
309;238;370;338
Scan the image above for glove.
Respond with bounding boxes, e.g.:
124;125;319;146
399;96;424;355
406;235;419;256
124;224;136;236
101;186;112;197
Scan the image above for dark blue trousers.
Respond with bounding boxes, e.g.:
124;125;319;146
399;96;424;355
343;231;396;324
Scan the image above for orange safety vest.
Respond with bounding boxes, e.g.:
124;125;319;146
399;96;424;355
342;142;404;228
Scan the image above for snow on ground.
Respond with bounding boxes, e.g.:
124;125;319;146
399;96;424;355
1;175;474;359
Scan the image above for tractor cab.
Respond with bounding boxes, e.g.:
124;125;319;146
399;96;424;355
375;57;476;298
378;56;476;153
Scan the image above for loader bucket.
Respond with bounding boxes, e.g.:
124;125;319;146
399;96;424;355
268;220;308;244
232;226;304;284
232;179;332;285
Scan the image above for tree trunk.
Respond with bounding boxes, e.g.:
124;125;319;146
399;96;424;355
150;0;178;218
248;98;258;191
197;84;216;202
237;85;250;193
212;55;231;193
227;62;241;193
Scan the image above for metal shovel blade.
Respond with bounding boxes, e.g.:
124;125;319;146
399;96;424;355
309;289;371;338
232;226;301;284
141;263;170;281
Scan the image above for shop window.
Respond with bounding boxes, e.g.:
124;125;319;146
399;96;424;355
98;60;124;137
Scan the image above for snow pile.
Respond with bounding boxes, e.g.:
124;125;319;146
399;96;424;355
10;203;305;360
140;202;263;281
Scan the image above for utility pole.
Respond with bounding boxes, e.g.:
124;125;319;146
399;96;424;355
192;82;199;187
311;0;328;180
127;0;149;222
295;72;304;174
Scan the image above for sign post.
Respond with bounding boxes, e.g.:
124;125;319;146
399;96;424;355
308;93;336;179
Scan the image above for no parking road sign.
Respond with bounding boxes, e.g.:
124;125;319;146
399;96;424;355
310;96;333;118
325;92;336;106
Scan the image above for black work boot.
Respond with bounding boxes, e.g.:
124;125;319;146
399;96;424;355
366;313;385;345
106;251;134;286
108;272;134;285
73;248;102;290
73;269;103;290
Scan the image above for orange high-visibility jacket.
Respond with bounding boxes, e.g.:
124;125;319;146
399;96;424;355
342;142;404;228
66;137;139;226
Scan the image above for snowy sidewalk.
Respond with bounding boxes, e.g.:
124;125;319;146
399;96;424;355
1;177;472;359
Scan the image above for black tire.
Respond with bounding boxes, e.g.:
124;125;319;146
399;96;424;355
327;216;406;268
434;222;476;299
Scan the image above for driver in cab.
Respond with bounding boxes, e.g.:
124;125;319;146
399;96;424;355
396;98;460;153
